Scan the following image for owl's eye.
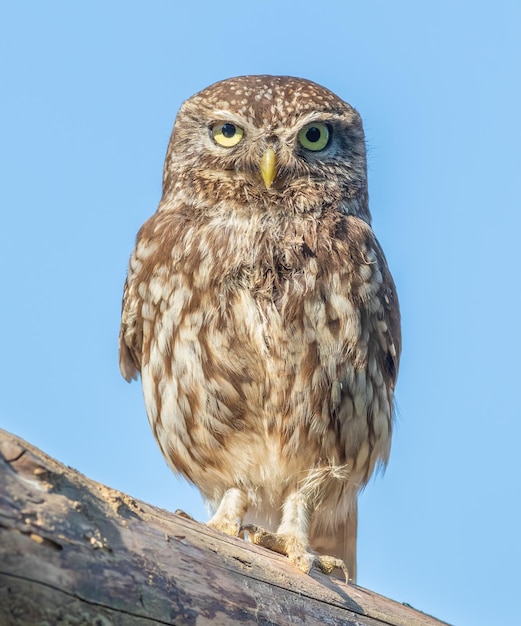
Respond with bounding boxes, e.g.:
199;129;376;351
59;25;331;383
211;123;244;147
298;123;330;151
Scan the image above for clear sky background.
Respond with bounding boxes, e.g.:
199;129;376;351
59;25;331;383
1;2;519;624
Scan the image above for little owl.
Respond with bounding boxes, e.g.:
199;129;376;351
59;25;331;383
119;75;401;582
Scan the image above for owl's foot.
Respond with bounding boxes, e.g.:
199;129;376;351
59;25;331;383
206;487;248;537
175;508;241;536
241;524;350;583
207;516;242;537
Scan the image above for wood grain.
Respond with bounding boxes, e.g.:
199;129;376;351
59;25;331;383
0;429;450;625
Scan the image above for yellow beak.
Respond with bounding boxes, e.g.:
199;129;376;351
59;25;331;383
260;147;276;189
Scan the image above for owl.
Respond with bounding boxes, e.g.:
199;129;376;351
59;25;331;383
119;75;401;583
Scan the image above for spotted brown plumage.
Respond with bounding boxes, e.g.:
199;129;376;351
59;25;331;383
119;75;401;582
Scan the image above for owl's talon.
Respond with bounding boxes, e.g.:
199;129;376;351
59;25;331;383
240;524;350;583
239;523;264;539
314;555;350;583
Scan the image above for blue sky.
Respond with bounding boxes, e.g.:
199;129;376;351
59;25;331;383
1;2;520;624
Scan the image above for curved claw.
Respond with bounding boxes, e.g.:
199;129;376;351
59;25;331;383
239;523;350;583
315;554;350;584
239;523;267;541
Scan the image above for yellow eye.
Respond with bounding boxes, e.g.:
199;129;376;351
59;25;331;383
298;122;330;151
211;122;244;147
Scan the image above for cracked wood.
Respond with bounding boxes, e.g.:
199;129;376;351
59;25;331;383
0;429;449;626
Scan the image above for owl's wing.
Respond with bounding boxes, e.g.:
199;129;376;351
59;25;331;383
119;274;143;382
373;237;402;390
341;215;401;392
308;219;401;584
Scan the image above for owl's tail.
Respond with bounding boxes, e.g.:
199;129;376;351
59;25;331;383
310;502;358;583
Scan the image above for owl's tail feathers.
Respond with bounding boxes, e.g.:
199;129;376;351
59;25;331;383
310;502;357;583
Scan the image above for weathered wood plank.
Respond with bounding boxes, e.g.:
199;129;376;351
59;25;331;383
0;429;450;625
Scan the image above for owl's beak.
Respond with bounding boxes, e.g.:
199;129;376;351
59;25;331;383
260;147;276;189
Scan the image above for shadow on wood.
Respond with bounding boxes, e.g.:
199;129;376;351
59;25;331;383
0;429;450;625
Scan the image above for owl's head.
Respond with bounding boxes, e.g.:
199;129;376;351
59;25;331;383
162;75;370;220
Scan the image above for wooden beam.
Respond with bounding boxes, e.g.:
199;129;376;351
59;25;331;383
0;429;450;625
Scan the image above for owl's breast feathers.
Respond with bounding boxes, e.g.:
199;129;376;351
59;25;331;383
119;205;400;492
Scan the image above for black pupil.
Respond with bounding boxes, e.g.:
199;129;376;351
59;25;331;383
306;126;322;143
221;123;236;138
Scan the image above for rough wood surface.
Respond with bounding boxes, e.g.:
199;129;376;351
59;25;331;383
0;429;450;625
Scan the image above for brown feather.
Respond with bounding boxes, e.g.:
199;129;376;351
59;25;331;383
119;75;401;581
